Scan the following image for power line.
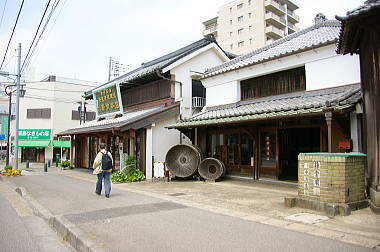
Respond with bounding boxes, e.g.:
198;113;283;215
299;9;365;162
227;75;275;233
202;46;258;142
21;0;61;75
22;0;67;77
24;95;90;104
0;0;25;70
21;0;52;72
25;86;91;93
0;0;8;33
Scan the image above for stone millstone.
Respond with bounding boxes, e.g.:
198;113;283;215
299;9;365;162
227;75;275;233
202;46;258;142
198;158;225;181
165;145;201;178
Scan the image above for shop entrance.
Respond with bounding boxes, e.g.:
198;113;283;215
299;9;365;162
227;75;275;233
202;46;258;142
279;127;320;181
209;131;257;178
22;147;45;163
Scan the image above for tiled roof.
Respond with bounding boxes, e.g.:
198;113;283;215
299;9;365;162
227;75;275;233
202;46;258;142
203;20;341;78
336;0;380;54
85;35;232;98
168;84;361;128
59;104;178;135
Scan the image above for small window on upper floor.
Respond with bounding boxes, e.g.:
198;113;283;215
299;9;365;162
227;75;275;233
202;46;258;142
248;0;251;5
230;31;233;37
238;16;243;22
238;41;244;47
249;12;252;18
249;38;252;44
249;25;253;31
27;108;51;119
230;7;232;13
238;28;244;35
237;3;243;9
230;19;233;25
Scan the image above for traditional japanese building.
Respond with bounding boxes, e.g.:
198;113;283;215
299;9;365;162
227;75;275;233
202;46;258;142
59;36;231;178
169;20;363;182
336;0;380;211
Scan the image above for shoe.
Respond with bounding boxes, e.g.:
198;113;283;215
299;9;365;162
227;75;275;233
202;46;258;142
95;192;101;196
105;194;110;198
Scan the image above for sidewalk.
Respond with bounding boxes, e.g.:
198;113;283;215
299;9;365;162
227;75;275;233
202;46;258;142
5;166;380;251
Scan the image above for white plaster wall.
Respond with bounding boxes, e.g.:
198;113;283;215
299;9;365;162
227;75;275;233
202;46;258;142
206;80;240;107
202;44;361;107
305;54;360;91
152;116;181;164
169;47;228;119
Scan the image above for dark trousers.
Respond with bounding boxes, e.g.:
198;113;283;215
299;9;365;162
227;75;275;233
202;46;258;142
96;172;111;196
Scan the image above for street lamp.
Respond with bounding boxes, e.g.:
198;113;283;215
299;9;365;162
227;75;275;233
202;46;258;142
3;84;26;166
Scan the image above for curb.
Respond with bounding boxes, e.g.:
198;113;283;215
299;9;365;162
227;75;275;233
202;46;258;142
11;183;107;252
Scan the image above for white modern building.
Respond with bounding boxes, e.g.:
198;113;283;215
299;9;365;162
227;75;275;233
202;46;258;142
203;0;300;55
9;76;99;165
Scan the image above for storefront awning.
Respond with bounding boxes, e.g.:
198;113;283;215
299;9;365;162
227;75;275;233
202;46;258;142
17;140;51;148
58;104;179;135
53;140;71;148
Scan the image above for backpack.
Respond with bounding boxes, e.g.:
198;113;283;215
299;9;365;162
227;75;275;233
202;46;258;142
101;152;113;171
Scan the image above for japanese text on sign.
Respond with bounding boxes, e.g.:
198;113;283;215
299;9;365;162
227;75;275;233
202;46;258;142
18;129;51;140
93;84;123;117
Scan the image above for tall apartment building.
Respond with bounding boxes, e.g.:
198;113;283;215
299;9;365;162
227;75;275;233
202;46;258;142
203;0;300;55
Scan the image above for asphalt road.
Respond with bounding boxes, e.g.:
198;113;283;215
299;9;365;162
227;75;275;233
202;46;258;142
0;179;72;252
8;173;372;252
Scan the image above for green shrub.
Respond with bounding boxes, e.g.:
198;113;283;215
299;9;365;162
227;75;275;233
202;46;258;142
111;155;145;183
111;172;127;183
59;161;70;168
4;165;12;171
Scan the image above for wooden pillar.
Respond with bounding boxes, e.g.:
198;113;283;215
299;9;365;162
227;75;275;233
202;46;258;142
70;135;75;168
325;109;334;153
129;130;135;156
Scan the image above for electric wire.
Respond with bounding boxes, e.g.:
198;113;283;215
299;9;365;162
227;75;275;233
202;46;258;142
25;86;91;93
21;0;52;72
0;0;8;33
0;0;25;70
24;95;91;104
21;0;61;75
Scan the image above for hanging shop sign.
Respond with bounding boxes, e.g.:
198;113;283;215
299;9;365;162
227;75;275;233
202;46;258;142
93;83;123;118
18;129;51;140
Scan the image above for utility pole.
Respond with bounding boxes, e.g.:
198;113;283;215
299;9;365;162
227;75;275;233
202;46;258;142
14;43;21;170
6;90;12;166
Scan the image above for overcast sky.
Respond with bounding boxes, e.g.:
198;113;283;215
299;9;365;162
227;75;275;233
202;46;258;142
0;0;364;84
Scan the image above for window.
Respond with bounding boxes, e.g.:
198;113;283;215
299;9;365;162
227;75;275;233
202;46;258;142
238;16;243;22
238;28;244;35
249;25;252;31
230;7;232;13
230;19;233;25
249;38;252;44
249;12;252;18
248;0;251;5
230;31;233;37
230;44;233;50
237;3;243;9
241;67;306;100
27;108;51;119
238;41;244;47
72;111;96;121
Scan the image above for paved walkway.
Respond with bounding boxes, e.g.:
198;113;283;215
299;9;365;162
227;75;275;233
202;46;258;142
4;166;380;251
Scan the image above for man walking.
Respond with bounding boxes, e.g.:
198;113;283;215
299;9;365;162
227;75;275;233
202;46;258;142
93;143;113;198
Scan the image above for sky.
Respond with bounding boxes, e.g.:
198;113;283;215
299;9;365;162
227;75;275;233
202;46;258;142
0;0;364;84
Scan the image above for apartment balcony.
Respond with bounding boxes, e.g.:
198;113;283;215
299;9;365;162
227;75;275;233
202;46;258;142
192;97;206;108
287;9;299;24
265;0;286;16
265;25;285;40
265;12;286;29
288;22;300;34
202;25;218;37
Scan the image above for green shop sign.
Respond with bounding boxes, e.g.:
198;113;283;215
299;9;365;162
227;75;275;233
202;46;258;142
18;129;51;140
1;116;8;140
93;83;123;118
